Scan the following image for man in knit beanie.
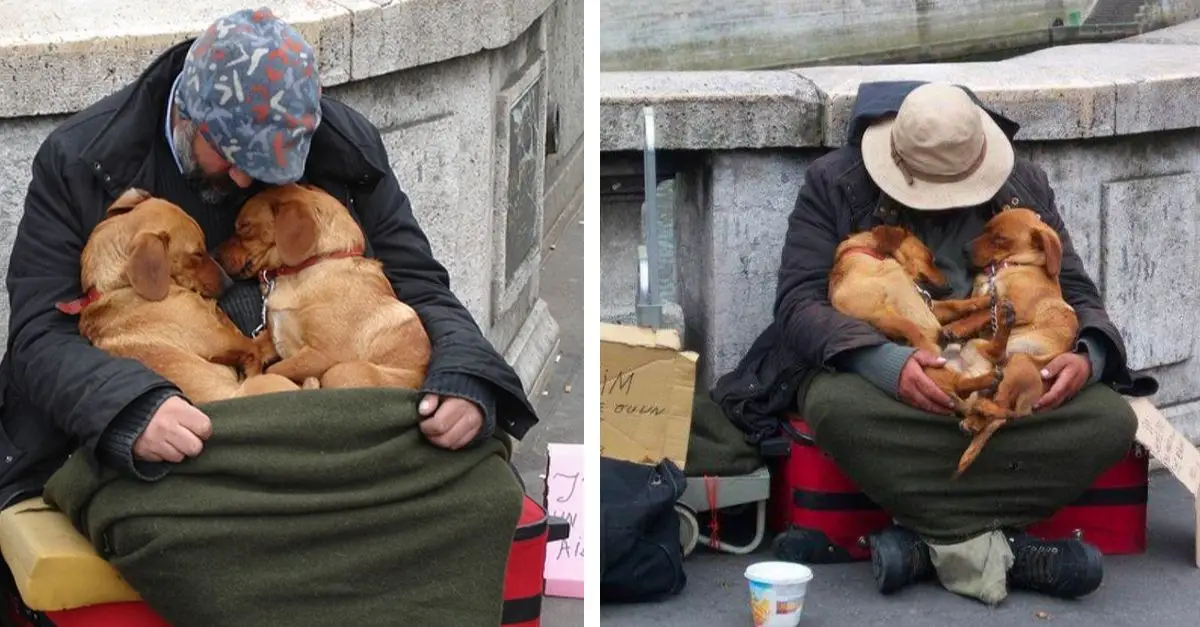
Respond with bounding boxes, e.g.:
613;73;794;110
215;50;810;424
170;7;322;203
3;6;537;523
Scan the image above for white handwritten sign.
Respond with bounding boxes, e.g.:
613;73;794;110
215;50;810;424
1127;397;1200;567
543;443;584;597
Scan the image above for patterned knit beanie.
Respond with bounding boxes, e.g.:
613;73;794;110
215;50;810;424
175;7;322;184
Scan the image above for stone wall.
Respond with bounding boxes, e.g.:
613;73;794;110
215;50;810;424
600;23;1200;438
601;0;1117;71
0;0;580;396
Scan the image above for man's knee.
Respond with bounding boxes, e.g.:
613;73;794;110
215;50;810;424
1065;384;1138;464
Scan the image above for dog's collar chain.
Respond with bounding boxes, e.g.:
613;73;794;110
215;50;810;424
915;284;933;307
253;275;275;338
55;287;103;315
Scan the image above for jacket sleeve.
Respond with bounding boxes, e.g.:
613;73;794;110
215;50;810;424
352;168;538;441
773;164;891;369
1026;163;1130;383
5;138;179;465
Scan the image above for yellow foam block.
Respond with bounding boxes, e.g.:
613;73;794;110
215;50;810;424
0;498;140;611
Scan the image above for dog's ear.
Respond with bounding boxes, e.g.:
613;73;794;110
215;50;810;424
273;200;317;267
1033;227;1063;280
107;188;153;218
870;225;908;255
126;231;171;301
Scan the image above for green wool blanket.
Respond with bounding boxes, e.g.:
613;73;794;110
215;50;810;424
43;388;523;627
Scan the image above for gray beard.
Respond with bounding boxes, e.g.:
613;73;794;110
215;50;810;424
171;121;238;206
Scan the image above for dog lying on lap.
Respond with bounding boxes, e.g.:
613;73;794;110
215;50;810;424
829;208;1079;477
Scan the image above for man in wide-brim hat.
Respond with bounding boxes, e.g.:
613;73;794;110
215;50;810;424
710;81;1157;605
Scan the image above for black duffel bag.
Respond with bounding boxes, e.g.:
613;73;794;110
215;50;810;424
600;456;688;603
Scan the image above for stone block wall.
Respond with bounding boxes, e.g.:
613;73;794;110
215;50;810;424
601;25;1200;438
600;0;1107;70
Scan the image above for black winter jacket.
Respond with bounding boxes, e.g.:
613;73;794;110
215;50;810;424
711;81;1158;447
0;41;538;508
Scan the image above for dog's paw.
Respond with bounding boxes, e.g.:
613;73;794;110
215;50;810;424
939;327;962;344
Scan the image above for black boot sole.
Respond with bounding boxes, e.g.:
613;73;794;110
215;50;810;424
869;532;923;595
1051;543;1104;598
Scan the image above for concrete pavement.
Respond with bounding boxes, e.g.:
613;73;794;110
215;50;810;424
601;473;1200;626
512;199;584;626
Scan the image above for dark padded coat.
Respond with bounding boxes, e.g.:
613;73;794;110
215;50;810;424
711;81;1158;446
0;41;538;508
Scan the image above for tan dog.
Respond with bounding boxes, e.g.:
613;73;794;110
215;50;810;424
216;183;431;389
829;225;1000;400
948;208;1080;477
57;189;304;404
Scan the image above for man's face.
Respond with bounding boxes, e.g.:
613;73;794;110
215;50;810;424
172;119;255;205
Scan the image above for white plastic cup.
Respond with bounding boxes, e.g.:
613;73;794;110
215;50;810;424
744;561;814;626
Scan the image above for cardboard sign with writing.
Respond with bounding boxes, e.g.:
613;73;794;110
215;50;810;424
1127;397;1200;566
599;323;698;470
543;443;584;598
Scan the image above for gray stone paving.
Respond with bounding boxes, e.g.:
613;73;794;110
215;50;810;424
601;473;1200;626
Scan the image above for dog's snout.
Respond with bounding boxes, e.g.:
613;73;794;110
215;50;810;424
219;268;235;292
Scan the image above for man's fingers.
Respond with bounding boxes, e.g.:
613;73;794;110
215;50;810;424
1040;355;1068;379
1036;374;1072;410
166;424;205;458
441;414;479;450
912;351;947;368
177;408;214;440
418;394;440;417
912;372;954;413
145;439;187;463
911;391;946;415
420;403;457;437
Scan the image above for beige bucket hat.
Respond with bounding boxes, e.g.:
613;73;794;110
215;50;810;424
861;83;1014;211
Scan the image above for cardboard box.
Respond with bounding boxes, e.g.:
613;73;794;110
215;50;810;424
600;323;699;470
1127;397;1200;566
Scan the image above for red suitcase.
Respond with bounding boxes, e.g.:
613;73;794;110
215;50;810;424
1025;443;1149;555
768;414;893;562
6;494;569;627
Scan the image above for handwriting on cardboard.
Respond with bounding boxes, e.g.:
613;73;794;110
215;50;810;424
544;443;584;598
599;323;698;469
1129;397;1200;496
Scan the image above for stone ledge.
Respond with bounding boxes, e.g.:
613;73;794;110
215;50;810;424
600;36;1200;150
599;71;823;152
0;0;554;118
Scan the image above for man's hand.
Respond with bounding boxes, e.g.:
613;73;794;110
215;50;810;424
1034;352;1091;411
418;394;483;449
132;396;213;463
897;350;956;415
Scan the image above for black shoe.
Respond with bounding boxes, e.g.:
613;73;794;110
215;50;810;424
772;528;855;564
1006;531;1103;598
869;526;935;594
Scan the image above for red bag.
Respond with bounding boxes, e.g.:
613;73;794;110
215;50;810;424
502;495;571;627
13;494;566;627
768;414;893;562
1025;444;1149;555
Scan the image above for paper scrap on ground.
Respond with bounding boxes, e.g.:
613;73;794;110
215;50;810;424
1127;397;1200;566
543;443;584;598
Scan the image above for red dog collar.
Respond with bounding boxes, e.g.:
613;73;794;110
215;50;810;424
260;247;365;282
840;246;887;261
55;288;103;315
